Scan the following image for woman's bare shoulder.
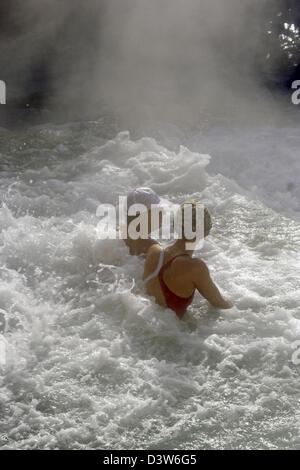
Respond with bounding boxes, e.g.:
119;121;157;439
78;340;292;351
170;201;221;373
145;242;162;260
189;257;209;274
170;255;208;276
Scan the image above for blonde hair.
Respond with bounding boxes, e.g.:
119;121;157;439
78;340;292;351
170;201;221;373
177;199;212;239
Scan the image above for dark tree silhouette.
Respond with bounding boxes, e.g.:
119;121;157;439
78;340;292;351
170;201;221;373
258;0;300;87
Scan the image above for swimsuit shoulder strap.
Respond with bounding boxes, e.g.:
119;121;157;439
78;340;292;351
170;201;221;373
142;247;165;285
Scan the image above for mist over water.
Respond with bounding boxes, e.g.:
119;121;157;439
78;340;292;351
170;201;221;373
1;0;300;451
1;0;285;124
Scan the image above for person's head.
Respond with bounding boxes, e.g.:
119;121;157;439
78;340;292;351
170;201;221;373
175;199;212;248
126;187;170;236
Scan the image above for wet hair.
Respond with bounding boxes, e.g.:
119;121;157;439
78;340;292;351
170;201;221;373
177;199;212;239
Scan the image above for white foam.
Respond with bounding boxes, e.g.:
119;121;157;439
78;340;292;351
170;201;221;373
0;124;300;449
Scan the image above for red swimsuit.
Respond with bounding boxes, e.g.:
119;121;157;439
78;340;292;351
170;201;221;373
158;254;195;319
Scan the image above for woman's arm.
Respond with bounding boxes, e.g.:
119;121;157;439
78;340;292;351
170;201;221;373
192;259;232;309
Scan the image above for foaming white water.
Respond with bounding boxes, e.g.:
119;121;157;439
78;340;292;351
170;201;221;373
0;123;300;449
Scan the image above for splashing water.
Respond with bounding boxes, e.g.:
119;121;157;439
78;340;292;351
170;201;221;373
0;120;300;449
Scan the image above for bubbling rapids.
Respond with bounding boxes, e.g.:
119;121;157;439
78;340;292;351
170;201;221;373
0;120;300;449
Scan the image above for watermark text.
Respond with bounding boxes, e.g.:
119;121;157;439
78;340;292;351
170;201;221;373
0;80;6;105
291;80;300;105
96;197;205;250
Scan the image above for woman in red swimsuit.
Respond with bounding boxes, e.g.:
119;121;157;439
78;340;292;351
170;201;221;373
143;200;231;318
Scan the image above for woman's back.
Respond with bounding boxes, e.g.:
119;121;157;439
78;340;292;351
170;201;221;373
143;243;231;316
143;200;231;316
143;244;196;315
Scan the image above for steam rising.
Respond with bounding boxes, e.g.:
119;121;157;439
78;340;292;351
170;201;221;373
1;0;284;124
